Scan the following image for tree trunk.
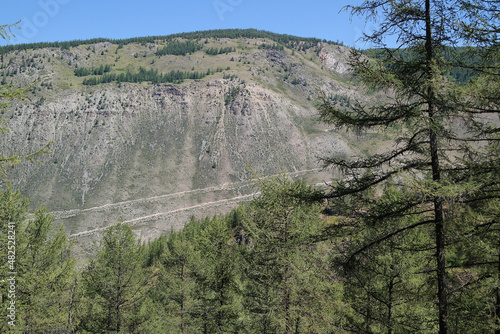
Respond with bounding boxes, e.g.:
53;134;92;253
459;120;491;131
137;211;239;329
425;1;448;333
294;316;300;334
283;286;291;333
432;138;448;334
66;277;78;334
180;263;186;333
116;263;122;333
495;236;500;334
388;274;394;334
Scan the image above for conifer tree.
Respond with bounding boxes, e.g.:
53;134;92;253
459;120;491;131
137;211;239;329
0;189;29;332
0;190;76;332
1;22;51;183
185;215;242;333
81;223;153;333
16;208;75;332
0;22;20;41
241;175;337;333
336;185;434;333
316;2;499;333
152;233;199;333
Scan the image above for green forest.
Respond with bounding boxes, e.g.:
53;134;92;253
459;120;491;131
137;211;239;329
80;67;218;86
1;1;500;333
0;28;340;56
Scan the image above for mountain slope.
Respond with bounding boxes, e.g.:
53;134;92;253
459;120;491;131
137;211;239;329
0;30;384;254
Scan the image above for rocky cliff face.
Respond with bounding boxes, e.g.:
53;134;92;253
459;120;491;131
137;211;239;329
1;35;366;254
318;45;353;74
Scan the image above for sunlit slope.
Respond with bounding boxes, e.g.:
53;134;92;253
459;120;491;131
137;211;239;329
0;30;388;249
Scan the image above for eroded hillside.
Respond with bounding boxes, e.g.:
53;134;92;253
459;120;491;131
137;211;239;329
0;31;387;253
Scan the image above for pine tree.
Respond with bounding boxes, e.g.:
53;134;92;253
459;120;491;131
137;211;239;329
336;185;435;333
316;2;499;333
81;223;153;333
16;208;75;332
0;189;29;332
241;175;338;333
0;190;76;332
152;233;199;333
0;22;20;41
191;216;241;333
1;22;51;183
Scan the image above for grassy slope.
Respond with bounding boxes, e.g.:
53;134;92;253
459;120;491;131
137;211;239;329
1;31;388;255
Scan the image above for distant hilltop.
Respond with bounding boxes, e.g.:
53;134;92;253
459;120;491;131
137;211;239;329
0;28;344;54
0;28;382;256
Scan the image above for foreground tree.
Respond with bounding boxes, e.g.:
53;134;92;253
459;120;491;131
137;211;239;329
1;21;51;185
191;216;242;333
16;208;75;332
317;1;499;333
151;232;200;333
241;175;341;333
335;185;435;333
0;190;76;332
0;189;29;332
81;223;154;333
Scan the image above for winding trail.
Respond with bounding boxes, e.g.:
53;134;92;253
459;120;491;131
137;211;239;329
52;181;243;218
59;168;322;239
68;193;257;239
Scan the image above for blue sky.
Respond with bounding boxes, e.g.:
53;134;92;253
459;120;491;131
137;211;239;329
0;0;375;47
